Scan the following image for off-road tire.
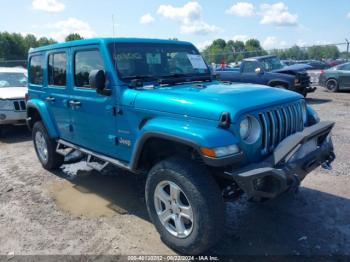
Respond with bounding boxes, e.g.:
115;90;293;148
326;79;339;92
32;121;64;170
145;156;225;255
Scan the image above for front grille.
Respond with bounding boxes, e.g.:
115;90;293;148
298;72;310;87
13;100;26;111
259;101;304;155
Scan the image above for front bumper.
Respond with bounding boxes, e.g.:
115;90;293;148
290;84;317;94
0;110;27;125
225;121;335;200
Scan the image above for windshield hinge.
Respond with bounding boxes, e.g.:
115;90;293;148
219;112;231;129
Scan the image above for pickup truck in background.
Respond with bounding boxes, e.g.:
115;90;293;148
215;55;316;97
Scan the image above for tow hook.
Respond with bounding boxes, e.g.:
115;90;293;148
322;162;332;170
289;175;301;193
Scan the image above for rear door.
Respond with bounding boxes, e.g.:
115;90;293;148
68;45;118;157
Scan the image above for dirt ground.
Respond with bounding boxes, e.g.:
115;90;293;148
0;86;349;257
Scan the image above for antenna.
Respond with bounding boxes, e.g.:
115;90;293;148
112;14;116;38
112;15;117;69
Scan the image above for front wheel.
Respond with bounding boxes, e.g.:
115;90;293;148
32;121;64;170
145;156;225;255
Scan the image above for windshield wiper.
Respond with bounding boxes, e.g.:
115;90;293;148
159;73;212;85
122;75;158;81
160;73;190;78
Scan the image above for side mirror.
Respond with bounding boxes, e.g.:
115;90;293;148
89;70;111;96
255;67;263;74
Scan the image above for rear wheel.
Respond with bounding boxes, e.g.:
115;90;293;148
145;156;225;255
32;121;64;170
326;79;339;92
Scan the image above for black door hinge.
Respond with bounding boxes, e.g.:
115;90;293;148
113;107;123;116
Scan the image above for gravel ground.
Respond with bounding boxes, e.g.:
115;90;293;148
0;87;349;258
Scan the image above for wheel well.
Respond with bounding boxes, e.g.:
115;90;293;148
269;81;289;88
326;78;338;83
27;107;42;130
135;137;200;172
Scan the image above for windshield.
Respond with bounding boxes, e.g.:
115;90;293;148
0;72;27;88
109;43;210;82
260;57;284;72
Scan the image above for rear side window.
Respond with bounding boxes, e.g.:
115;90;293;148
29;55;43;85
48;52;67;86
75;50;104;88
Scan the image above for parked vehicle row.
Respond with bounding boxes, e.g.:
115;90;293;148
24;38;335;255
282;59;347;70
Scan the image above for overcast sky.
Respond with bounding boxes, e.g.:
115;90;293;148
1;0;350;50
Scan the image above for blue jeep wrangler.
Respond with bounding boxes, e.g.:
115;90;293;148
26;38;335;254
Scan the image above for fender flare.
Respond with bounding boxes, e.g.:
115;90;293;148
129;118;241;171
26;99;59;138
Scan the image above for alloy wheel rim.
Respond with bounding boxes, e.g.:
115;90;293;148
35;131;48;163
327;80;337;90
154;180;194;238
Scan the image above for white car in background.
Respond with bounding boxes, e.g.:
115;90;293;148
0;67;28;133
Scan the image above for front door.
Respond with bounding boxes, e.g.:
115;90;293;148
68;46;118;158
240;61;266;85
338;63;350;88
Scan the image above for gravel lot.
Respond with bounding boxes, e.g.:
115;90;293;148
0;86;349;257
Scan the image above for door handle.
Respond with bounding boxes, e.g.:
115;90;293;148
45;96;55;102
68;100;82;107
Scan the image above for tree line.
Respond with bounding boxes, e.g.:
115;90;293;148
0;32;345;65
201;38;343;64
0;32;84;62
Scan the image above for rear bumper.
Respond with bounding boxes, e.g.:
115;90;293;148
225;121;335;200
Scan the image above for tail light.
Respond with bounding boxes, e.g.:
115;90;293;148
319;70;325;76
25;93;29;102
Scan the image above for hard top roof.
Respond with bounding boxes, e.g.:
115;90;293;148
29;38;194;53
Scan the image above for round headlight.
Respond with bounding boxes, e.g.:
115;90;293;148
240;117;251;140
240;116;261;144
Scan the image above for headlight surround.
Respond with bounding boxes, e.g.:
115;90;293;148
307;105;320;125
0;100;14;110
239;116;261;144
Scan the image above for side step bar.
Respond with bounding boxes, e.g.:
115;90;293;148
56;139;131;172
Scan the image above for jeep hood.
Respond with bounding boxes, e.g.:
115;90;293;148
272;64;312;73
0;87;27;99
132;82;301;122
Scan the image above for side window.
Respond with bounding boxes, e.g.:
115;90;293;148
242;61;259;73
48;52;67;86
75;50;104;88
29;55;43;85
340;64;350;71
